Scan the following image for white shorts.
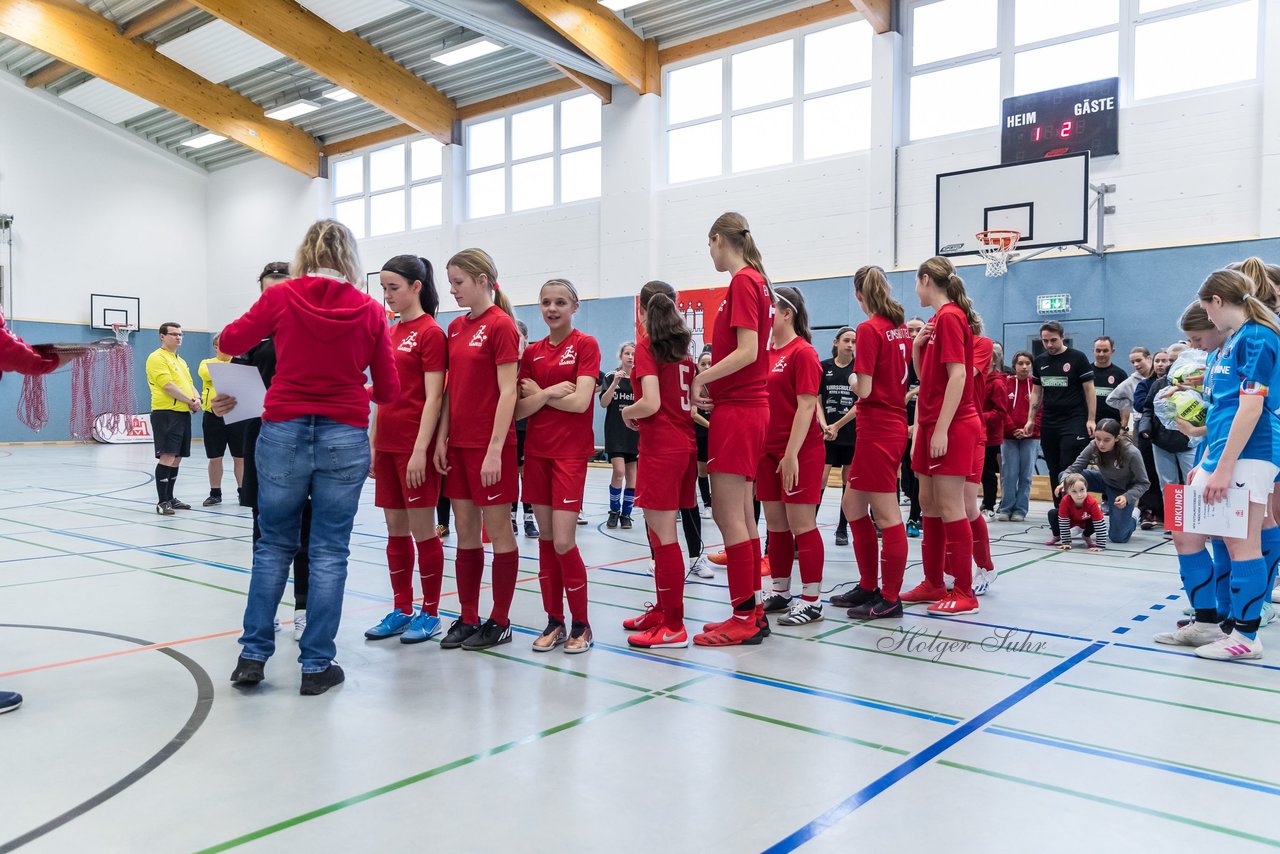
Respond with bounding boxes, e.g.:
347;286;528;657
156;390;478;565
1192;458;1280;507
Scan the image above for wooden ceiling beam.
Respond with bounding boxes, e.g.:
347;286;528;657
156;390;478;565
25;0;194;89
515;0;653;94
187;0;457;143
849;0;891;34
550;61;612;104
0;0;322;176
657;0;856;66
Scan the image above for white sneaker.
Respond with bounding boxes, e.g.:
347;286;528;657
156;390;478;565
1153;620;1227;647
293;610;307;642
1194;629;1263;660
972;567;998;597
982;509;995;519
647;559;655;576
994;512;1011;522
1011;513;1026;522
273;617;281;633
689;555;714;579
777;599;824;626
1262;601;1275;627
700;506;712;520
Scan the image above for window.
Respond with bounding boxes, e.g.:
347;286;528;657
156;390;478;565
463;93;601;219
665;20;874;184
912;0;997;66
1134;1;1258;100
1013;32;1118;96
331;137;444;239
1014;0;1118;45
910;59;1000;140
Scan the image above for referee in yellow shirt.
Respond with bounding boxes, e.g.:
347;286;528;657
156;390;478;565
197;334;245;506
147;322;200;515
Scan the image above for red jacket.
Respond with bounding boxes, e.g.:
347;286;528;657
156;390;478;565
1003;373;1041;440
0;309;58;380
983;370;1010;447
221;276;398;429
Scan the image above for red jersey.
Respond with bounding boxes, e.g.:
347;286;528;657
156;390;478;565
708;267;771;406
632;339;696;455
518;328;601;459
916;302;976;427
1058;493;1104;528
853;314;911;430
446;305;519;449
765;336;823;455
375;313;447;453
969;336;994;443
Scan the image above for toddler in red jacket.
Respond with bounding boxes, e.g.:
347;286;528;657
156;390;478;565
1049;473;1107;552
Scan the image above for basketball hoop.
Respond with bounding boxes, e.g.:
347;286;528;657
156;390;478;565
976;230;1021;277
111;323;137;346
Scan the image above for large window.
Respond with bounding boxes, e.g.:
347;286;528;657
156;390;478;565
907;0;1261;141
332;138;444;239
665;20;874;184
464;93;602;219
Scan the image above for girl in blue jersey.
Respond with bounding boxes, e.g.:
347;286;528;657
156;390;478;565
1158;271;1280;661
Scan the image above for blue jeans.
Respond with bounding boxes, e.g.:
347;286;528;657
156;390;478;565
239;416;370;673
1081;469;1138;544
998;439;1036;517
1153;445;1197;490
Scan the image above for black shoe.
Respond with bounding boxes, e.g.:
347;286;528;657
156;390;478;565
511;514;518;533
829;586;878;609
757;613;771;638
170;499;191;510
524;518;539;537
203;494;222;506
230;656;265;685
607;511;620;529
300;664;345;695
156;501;175;516
440;618;481;649
834;529;849;547
620;515;633;530
762;592;793;613
847;595;903;620
461;618;513;651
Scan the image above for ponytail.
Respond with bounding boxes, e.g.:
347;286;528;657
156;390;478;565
381;254;439;317
1198;269;1280;337
447;248;514;320
638;280;692;364
709;212;775;303
1229;256;1280;311
773;286;812;343
854;265;904;326
918;256;982;334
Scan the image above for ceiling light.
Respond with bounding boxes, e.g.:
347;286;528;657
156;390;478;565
324;87;357;102
599;0;645;10
181;132;226;149
432;38;502;66
265;99;322;121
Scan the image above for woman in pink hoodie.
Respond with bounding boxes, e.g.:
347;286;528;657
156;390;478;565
997;351;1039;522
220;220;399;695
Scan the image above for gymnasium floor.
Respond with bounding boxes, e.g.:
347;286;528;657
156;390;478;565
1;444;1278;853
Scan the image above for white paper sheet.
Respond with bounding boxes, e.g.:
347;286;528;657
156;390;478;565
205;362;266;425
1164;483;1249;538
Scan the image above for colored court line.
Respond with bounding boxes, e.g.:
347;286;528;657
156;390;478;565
1054;682;1280;726
766;629;1039;680
0;568;139;588
934;761;1280;847
0;626;239;679
1111;640;1280;673
762;641;1106;853
1087;658;1280;695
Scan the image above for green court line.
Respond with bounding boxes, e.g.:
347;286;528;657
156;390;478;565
827;620;1069;660
141;567;295;609
989;725;1280;789
996;550;1060;575
1056;682;1280;726
770;630;1036;680
474;647;654;694
809;621;857;640
83;499;254;532
1044;557;1178;575
0;533;148;572
54;504;244;539
1087;659;1280;696
936;761;1280;847
0;568;139;588
730;668;962;722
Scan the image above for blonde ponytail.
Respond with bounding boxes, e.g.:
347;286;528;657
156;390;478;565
710;212;775;303
917;257;982;334
293;219;362;285
854;265;904;326
1199;269;1280;337
447;248;515;320
1228;256;1280;311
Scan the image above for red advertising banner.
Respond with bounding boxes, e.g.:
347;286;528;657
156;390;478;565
634;286;728;359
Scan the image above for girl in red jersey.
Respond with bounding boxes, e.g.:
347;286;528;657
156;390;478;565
622;281;699;648
900;256;983;617
831;266;912;620
690;212;776;646
517;279;601;654
365;255;448;645
756;287;827;626
433;248;521;651
967;336;1009;595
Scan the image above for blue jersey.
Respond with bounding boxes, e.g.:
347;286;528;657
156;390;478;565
1201;321;1280;472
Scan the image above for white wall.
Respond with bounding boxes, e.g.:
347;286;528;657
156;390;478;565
0;73;208;328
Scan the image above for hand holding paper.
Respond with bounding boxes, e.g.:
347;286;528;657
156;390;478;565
205;362;266;424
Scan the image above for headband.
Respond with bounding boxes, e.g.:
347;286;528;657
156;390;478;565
543;278;579;302
775;292;797;312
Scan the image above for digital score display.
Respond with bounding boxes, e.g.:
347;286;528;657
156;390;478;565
1001;77;1119;164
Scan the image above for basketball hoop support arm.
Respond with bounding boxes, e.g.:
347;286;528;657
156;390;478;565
1007;182;1115;266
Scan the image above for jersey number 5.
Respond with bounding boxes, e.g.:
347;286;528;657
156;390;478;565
679;363;693;412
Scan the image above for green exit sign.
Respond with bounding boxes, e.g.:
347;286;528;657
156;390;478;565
1037;293;1071;314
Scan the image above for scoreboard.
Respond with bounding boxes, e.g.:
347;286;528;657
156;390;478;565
1001;77;1119;164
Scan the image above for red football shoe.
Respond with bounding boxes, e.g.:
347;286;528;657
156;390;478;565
900;581;948;604
927;590;980;616
622;605;662;631
693;615;765;646
707;550;728;566
628;624;689;648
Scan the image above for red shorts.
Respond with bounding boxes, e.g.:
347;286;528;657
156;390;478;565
911;417;982;478
443;443;518;506
373;449;441;510
966;438;984;485
636;448;697;512
755;438;825;505
847;431;908;493
707;403;767;480
521;455;588;512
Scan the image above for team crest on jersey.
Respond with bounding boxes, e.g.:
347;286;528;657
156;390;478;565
397;331;419;352
469;325;488;347
559;344;577;366
772;356;788;373
1063;363;1071;372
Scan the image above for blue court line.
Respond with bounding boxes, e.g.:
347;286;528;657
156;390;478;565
1112;641;1280;673
762;642;1106;853
901;611;1099;643
1113;627;1131;634
984;727;1280;797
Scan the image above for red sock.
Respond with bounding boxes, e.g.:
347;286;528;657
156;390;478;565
654;541;686;627
537;539;564;623
559;545;589;626
944;519;974;595
849;515;879;592
489;550;519;626
768;529;795;582
750;536;763;594
726;541;755;612
922;516;946;587
455;547;484;624
794;528;824;600
646;527;664;613
416;536;444;617
970;515;993;571
385;535;415;613
879;524;907;602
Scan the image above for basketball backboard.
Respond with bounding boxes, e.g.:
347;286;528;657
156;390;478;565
90;294;140;331
936;152;1090;257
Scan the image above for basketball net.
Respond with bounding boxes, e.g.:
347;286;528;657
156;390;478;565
17;325;136;439
976;230;1021;278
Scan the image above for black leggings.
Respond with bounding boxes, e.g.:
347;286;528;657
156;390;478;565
647;508;703;561
1040;420;1089;492
901;434;921;523
437;494;450;528
981;445;1000;511
252;498;310;609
